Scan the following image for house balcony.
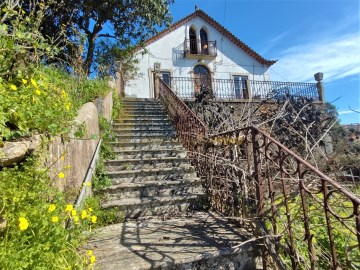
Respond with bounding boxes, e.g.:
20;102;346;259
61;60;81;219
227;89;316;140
168;77;322;102
184;39;217;60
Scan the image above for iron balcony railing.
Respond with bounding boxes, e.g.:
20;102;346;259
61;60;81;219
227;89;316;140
184;39;217;57
169;77;321;101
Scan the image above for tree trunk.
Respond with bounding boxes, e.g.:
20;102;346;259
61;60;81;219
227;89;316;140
84;34;96;76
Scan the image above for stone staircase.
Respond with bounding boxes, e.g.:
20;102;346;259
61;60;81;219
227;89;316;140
98;98;205;218
86;98;260;270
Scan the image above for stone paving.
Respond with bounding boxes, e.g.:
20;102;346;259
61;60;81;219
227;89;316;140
86;212;258;270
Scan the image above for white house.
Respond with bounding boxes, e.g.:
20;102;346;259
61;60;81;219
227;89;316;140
123;9;321;102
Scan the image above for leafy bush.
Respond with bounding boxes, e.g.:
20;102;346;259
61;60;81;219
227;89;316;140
0;158;97;269
0;66;111;142
84;196;124;228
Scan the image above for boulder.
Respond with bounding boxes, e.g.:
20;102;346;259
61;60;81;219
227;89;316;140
0;141;29;167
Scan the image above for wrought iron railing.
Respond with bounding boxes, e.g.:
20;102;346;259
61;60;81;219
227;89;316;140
170;77;321;101
205;127;360;269
156;76;208;155
156;77;359;269
184;39;217;57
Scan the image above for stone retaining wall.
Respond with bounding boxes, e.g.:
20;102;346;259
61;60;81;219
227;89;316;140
47;90;113;202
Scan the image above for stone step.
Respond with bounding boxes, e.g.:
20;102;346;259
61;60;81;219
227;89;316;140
115;135;177;143
121;106;162;110
113;122;173;128
122;98;158;103
105;157;191;171
119;114;169;120
121;112;168;118
111;141;184;151
113;128;176;136
115;118;172;124
85;212;258;270
101;194;204;218
113;149;188;159
107;167;197;183
113;126;174;132
122;107;165;113
96;178;203;200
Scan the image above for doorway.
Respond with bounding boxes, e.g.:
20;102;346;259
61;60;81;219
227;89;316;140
193;65;212;96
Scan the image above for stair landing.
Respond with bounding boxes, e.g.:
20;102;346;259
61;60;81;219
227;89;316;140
85;212;259;270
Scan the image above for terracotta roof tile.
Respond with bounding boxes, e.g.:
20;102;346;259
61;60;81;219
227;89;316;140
138;9;277;67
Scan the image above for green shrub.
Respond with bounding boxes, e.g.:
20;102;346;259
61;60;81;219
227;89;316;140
84;196;124;228
0;158;97;269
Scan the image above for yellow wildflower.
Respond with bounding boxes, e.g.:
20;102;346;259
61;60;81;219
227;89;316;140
87;250;93;256
48;204;56;213
51;216;59;223
90;255;96;264
22;79;27;84
73;215;79;224
10;84;17;90
65;204;73;212
65;165;72;169
81;210;88;220
58;172;65;179
35;89;41;95
65;103;70;111
19;217;29;231
71;209;77;217
88;208;93;212
31;79;37;87
91;215;97;224
60;155;65;161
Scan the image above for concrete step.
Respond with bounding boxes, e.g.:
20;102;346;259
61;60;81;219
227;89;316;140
111;141;184;151
115;134;177;143
105;157;191;171
107;167;197;183
112;149;188;159
121;112;168;119
96;178;203;200
122;108;167;114
85;212;259;270
122;106;165;112
113;128;175;135
101;194;204;218
115;118;172;124
113;122;173;128
113;126;174;132
122;98;159;103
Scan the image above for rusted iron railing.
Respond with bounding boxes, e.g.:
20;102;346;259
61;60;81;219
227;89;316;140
156;77;360;269
205;127;360;269
170;77;320;101
156;76;208;155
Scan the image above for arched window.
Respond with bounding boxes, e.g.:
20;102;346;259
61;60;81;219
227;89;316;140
193;65;212;95
189;27;197;54
200;28;208;54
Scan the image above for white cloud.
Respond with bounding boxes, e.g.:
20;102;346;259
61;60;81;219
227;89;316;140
270;32;360;83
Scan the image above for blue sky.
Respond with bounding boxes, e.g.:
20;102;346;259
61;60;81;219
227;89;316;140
170;0;360;124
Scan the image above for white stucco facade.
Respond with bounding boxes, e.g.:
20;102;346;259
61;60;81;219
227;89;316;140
124;12;273;99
